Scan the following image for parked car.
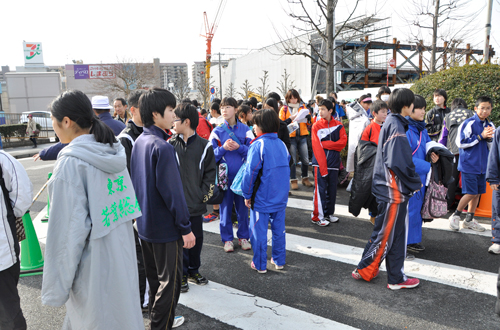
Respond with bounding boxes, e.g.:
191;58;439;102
19;111;52;130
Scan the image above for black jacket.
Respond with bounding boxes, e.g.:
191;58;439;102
118;120;143;173
169;133;217;217
425;142;455;187
425;105;451;142
279;120;291;151
349;140;378;217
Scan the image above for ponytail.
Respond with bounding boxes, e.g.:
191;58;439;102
50;90;116;146
89;115;116;146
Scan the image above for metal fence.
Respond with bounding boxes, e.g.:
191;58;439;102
0;113;53;138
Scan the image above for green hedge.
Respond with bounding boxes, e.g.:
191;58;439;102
410;64;500;126
0;124;42;142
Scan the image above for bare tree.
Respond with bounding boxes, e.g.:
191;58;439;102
256;71;270;102
225;82;236;98
275;0;383;94
195;75;215;108
405;0;483;72
171;73;191;102
277;69;296;97
90;59;158;98
238;79;253;99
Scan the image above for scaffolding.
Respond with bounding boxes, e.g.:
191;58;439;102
334;37;494;91
310;16;495;92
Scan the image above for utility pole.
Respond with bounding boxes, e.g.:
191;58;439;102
484;0;493;64
333;7;336;93
430;0;440;73
218;52;223;99
326;0;334;95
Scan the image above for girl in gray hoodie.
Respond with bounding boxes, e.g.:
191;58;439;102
41;90;144;330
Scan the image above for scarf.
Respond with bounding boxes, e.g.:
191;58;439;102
406;117;426;132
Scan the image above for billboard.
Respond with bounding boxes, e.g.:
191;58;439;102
89;65;115;79
74;65;89;79
73;65;116;79
23;42;44;65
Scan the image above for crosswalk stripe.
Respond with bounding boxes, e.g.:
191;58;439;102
179;280;358;330
33;206;497;296
203;221;497;296
287;198;492;237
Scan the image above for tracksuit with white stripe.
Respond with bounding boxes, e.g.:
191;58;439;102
356;113;421;285
209;120;254;243
311;117;347;222
456;113;494;175
241;133;291;270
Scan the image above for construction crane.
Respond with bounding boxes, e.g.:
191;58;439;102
201;0;227;105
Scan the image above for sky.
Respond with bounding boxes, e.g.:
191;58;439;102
1;0;498;78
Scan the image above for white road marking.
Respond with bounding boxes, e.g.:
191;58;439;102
203;221;497;296
180;281;358;330
287;198;492;237
32;204;497;297
32;206;48;244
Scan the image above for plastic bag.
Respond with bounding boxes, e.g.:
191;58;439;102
230;163;246;196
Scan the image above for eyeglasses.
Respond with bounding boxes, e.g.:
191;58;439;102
173;119;181;122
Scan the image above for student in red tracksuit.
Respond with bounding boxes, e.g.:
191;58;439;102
311;99;347;226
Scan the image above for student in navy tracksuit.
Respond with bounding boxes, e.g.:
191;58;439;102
130;88;195;329
450;96;494;233
311;99;347;227
209;97;254;253
352;88;422;290
241;109;290;273
487;120;500;255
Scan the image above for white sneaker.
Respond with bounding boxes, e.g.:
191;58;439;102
311;218;329;226
328;215;339;223
239;238;252;250
172;316;184;328
462;219;486;232
224;241;234;252
449;214;461;231
488;243;500;254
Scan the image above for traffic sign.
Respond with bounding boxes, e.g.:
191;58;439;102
388;58;396;68
210;87;215;94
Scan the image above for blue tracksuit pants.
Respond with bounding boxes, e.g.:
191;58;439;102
357;200;409;285
249;209;286;271
492;190;500;244
220;177;249;242
312;167;338;221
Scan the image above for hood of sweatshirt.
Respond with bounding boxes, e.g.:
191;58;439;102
58;134;126;174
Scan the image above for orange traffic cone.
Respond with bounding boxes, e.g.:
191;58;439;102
475;182;493;218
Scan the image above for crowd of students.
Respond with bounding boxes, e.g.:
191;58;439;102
1;83;499;330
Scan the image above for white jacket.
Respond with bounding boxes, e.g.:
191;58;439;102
0;151;33;272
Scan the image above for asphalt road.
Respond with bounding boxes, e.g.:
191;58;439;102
12;160;500;329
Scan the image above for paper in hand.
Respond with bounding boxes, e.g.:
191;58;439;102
294;109;310;123
287;122;299;134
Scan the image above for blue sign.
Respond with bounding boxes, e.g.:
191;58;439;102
210;87;215;94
